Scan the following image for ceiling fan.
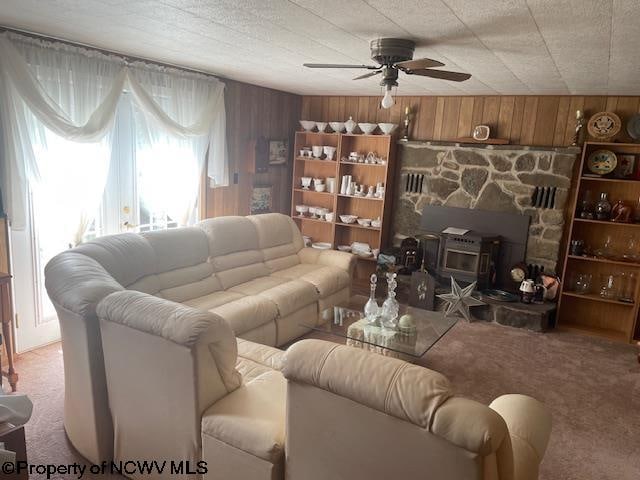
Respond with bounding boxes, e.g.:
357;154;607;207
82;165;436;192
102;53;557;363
303;38;471;108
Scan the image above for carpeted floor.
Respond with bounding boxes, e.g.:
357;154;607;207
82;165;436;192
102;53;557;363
14;320;640;480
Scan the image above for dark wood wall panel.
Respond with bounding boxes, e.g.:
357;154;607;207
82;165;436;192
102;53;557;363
205;80;302;218
301;95;640;147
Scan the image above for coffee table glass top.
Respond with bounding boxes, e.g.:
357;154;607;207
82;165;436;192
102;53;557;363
302;295;458;360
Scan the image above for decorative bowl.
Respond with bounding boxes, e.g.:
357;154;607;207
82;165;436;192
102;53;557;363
358;123;377;135
339;214;357;224
312;145;323;158
325;212;335;222
371;218;382;228
357;218;372;227
587;149;617;175
329;122;345;133
295;205;309;216
337;245;351;252
377;123;398;135
345;117;357;134
316;122;328;133
312;242;332;250
299;120;315;131
314;184;326;192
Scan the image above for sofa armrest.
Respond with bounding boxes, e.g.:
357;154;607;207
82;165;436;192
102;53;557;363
97;290;241;390
45;251;124;318
298;247;357;275
490;394;552;480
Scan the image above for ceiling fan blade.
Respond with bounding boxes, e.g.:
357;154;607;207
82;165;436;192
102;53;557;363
353;70;382;80
406;69;472;82
303;63;379;69
395;58;445;70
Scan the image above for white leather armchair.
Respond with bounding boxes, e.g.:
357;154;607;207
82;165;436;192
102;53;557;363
282;339;552;480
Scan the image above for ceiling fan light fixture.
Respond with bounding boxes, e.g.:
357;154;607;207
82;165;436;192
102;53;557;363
381;85;395;109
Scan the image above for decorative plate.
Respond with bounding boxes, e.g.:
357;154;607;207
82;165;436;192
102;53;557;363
587;149;617;176
587;111;621;139
626;113;640;140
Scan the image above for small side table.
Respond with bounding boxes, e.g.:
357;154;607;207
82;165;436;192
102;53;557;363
0;273;18;392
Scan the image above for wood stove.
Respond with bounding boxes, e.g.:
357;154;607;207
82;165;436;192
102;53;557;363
439;232;500;289
419;205;531;289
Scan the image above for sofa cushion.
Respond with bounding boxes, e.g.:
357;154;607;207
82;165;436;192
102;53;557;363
249;214;304;272
198;216;270;289
184;291;245;310
210;296;278;336
142;227;209;273
230;278;318;317
202;370;285;465
237;338;284;371
74;232;156;287
236;339;284;382
228;276;288;296
198;216;260;258
271;264;350;298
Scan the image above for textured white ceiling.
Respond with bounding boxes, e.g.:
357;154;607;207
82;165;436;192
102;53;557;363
0;0;637;96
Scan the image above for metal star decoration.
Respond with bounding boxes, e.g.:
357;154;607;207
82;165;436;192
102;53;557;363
436;277;486;322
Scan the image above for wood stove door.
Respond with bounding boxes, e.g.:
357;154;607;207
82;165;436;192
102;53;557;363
443;249;480;274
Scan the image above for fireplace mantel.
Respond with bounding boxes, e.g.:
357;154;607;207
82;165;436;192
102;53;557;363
398;139;581;155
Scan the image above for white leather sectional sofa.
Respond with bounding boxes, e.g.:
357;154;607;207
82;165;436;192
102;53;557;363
45;213;354;465
46;213;552;480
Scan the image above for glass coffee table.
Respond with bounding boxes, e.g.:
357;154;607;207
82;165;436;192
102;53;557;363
302;295;458;362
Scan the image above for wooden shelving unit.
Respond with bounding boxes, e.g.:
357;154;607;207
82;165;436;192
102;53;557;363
290;130;396;278
557;141;640;344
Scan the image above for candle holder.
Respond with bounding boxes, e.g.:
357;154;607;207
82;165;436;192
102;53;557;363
571;110;586;146
400;106;411;142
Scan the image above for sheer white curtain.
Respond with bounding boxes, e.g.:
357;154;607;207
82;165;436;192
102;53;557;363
128;63;226;226
0;35;124;236
0;31;228;236
6;37;123;247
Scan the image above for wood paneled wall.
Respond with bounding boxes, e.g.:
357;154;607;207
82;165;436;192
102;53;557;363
205;80;302;218
301;96;640;147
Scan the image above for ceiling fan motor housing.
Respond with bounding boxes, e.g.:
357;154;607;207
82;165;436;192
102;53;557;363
370;38;415;66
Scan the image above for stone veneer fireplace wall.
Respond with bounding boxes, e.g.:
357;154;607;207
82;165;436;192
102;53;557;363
392;141;581;273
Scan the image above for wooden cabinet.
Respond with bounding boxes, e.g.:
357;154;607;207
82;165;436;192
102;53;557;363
557;142;640;343
290;131;396;277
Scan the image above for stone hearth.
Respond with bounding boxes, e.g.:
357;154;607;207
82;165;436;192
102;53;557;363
393;141;580;273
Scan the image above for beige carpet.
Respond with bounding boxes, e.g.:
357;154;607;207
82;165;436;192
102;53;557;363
14;321;640;480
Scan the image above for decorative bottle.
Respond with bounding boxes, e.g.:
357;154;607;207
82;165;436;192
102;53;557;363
380;273;400;329
363;274;380;324
595;192;611;220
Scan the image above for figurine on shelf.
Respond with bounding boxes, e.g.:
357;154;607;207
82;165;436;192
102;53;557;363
595;192;611;220
611;200;632;223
